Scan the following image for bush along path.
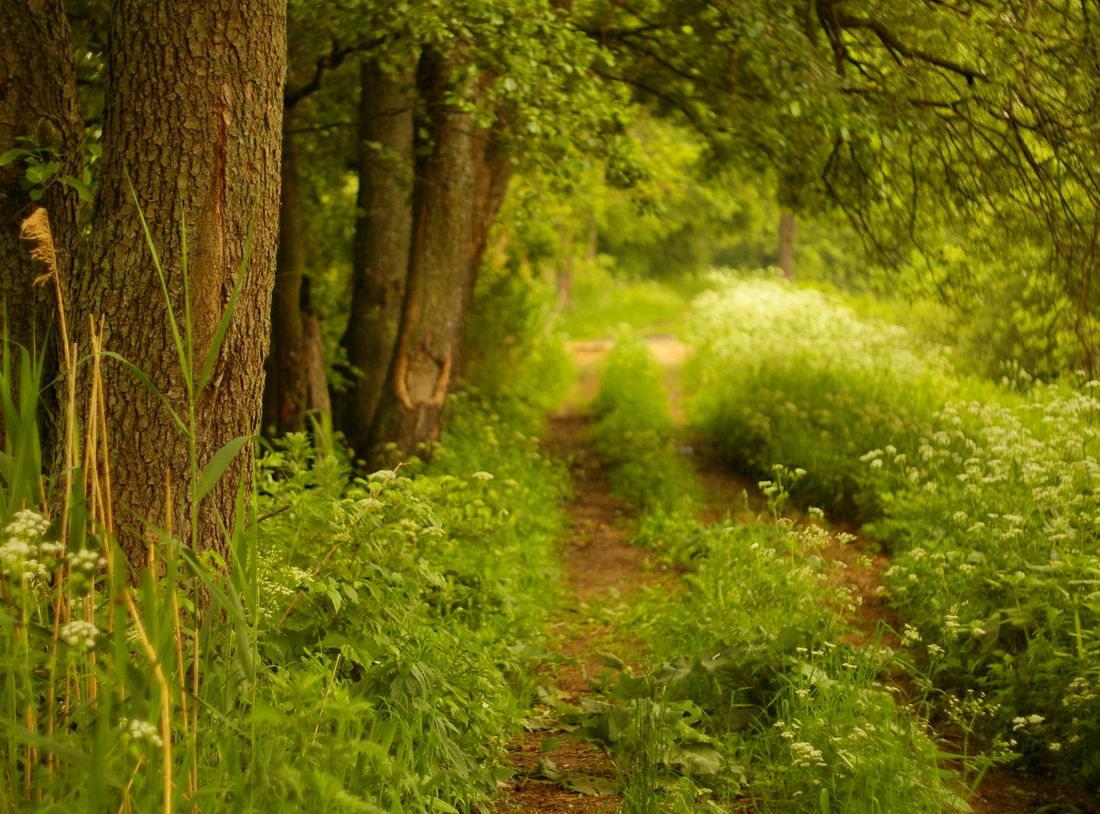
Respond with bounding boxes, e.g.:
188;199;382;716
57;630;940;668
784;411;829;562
497;330;1100;813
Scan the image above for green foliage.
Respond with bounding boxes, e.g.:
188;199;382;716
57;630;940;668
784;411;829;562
862;385;1100;783
869;227;1085;381
622;491;967;811
463;264;574;428
246;392;568;810
562;275;697;341
589;331;698;513
0;338;567;812
687;272;989;519
0;137;95;204
575;332;967;810
689;272;1100;785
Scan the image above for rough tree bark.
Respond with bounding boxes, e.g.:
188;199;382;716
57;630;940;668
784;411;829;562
0;0;83;434
335;55;416;458
364;52;517;463
367;47;480;460
72;0;285;568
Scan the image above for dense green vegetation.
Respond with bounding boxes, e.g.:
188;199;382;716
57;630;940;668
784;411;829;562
688;273;1100;787
7;0;1100;810
585;334;985;812
0;337;568;811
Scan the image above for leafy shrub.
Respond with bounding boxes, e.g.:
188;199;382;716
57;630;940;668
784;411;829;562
687;272;1100;785
251;391;568;810
579;327;965;810
628;510;966;812
1;338;566;812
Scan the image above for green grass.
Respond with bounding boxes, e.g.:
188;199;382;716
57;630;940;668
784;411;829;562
561;276;711;341
589;330;698;514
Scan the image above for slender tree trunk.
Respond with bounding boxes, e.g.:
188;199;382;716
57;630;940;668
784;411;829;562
464;123;513;318
556;249;574;311
73;0;285;568
335;55;417;461
0;0;83;442
778;210;796;279
368;47;479;461
262;112;308;439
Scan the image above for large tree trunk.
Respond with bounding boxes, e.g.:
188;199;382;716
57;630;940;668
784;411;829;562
367;48;479;461
262;113;308;439
0;0;83;442
73;0;285;569
335;55;417;460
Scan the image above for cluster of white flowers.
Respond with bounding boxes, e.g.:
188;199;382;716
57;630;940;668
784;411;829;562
1062;676;1096;713
0;509;54;582
119;717;163;748
791;740;827;768
69;548;106;575
1011;714;1045;731
60;620;100;650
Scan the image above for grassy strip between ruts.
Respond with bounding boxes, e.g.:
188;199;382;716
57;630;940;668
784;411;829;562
586;329;985;812
687;272;1100;788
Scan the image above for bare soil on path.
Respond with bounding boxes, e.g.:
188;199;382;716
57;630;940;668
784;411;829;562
493;410;650;813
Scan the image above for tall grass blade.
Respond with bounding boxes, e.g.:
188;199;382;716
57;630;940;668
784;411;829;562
196;227;253;399
97;351;187;437
125;170;190;385
195;435;251;506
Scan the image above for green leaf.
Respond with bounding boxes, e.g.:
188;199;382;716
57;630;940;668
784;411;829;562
196;226;253;398
0;148;30;166
195;435;251;505
64;174;94;203
0;721;124;788
669;742;726;777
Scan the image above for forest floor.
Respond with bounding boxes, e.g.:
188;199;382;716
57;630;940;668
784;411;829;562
493;336;1099;814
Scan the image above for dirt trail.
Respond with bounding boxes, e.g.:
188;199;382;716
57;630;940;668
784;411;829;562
494;412;649;813
495;338;689;812
496;335;1098;814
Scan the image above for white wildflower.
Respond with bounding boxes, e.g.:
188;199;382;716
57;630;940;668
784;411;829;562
119;717;163;748
60;620;100;650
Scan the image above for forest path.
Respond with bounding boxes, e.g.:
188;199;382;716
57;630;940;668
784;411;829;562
493;381;652;812
495;335;1096;813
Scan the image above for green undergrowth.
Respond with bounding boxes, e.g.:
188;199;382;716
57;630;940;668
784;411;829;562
252;391;568;811
630;511;976;813
1;336;568;813
576;332;976;811
561;277;697;341
688;271;1006;521
687;271;1100;787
